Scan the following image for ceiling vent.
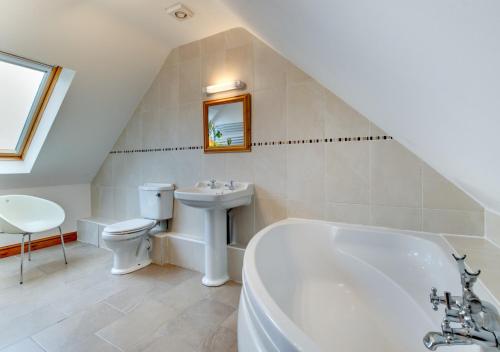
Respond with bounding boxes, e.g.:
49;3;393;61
166;3;194;21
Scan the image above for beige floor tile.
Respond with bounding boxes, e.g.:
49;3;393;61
105;280;172;313
0;338;45;352
201;326;238;352
0;305;67;349
143;299;235;352
96;298;180;351
221;311;238;333
61;334;121;352
32;302;123;352
209;281;242;309
0;243;239;352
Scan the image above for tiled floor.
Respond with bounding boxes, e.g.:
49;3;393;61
0;242;240;352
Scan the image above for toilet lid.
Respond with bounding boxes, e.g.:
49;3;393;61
103;218;156;234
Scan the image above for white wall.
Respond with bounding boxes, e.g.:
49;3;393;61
0;184;91;246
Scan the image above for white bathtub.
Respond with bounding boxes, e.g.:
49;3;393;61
238;219;497;352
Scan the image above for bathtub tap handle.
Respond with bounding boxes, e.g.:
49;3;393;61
430;287;440;311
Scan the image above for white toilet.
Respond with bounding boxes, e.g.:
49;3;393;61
102;183;174;275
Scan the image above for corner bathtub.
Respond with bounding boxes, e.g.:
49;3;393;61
238;219;497;352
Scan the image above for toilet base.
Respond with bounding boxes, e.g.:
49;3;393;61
110;258;152;275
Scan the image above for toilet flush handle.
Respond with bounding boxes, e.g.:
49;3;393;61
156;193;161;198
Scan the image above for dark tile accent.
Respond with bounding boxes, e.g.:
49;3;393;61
109;136;393;155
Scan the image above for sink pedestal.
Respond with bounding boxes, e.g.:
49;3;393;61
202;208;229;287
174;181;254;287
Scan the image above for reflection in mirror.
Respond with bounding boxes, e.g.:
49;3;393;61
203;94;251;153
208;102;243;147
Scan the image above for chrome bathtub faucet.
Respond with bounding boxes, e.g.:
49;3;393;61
423;254;500;350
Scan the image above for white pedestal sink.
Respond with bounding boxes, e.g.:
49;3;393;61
174;181;254;286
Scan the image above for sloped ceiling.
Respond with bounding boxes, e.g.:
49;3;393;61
3;0;500;215
0;0;240;188
221;0;500;214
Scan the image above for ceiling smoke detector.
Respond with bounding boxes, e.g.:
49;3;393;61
166;3;194;21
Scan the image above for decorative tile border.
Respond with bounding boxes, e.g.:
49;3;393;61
109;135;393;154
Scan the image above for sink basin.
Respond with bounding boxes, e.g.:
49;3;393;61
174;181;253;209
174;181;254;287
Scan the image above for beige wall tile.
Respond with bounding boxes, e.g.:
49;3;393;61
324;93;370;138
159;107;179;147
225;27;253;49
172;200;204;238
142;109;162;148
371;140;422;208
485;210;500;246
326;143;369;204
253;145;286;199
179;58;201;104
179;41;200;61
423;209;484;236
159;64;179;109
93;155;113;187
422;163;481;210
201;51;226;88
286;144;325;202
252;88;286;142
230;201;255;246
225;44;253;91
253;39;287;90
93;27;485;246
201;32;226;57
113;187;128;220
371;205;422;231
178;103;203;146
201;154;226;181
286;61;312;84
125;113;143;150
287;199;325;220
369;122;388;136
173;150;201;188
254;197;287;232
286;81;325;139
225;153;254;182
325;203;370;225
164;47;179;67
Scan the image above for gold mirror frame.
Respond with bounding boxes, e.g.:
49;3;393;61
203;94;251;153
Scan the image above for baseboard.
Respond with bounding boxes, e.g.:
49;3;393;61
0;232;77;259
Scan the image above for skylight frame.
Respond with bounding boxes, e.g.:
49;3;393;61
0;52;61;160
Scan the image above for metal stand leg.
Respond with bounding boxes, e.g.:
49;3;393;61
28;234;32;261
59;226;67;265
20;234;26;284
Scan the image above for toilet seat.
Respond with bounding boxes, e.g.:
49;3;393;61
103;218;156;235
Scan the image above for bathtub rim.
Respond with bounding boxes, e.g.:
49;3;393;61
242;218;499;351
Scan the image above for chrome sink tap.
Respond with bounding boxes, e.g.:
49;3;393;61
225;180;235;191
209;179;216;189
423;254;500;350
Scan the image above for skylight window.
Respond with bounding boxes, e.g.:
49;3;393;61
0;52;61;159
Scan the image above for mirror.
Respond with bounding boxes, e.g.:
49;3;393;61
203;94;251;153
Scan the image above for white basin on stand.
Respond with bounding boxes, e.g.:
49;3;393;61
174;181;254;286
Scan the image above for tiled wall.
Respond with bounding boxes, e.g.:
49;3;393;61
485;210;500;247
91;28;484;246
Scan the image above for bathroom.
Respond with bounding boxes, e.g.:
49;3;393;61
1;0;500;351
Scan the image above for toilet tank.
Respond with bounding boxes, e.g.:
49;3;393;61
138;183;175;220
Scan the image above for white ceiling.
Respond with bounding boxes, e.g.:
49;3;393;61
0;0;240;188
221;0;500;214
